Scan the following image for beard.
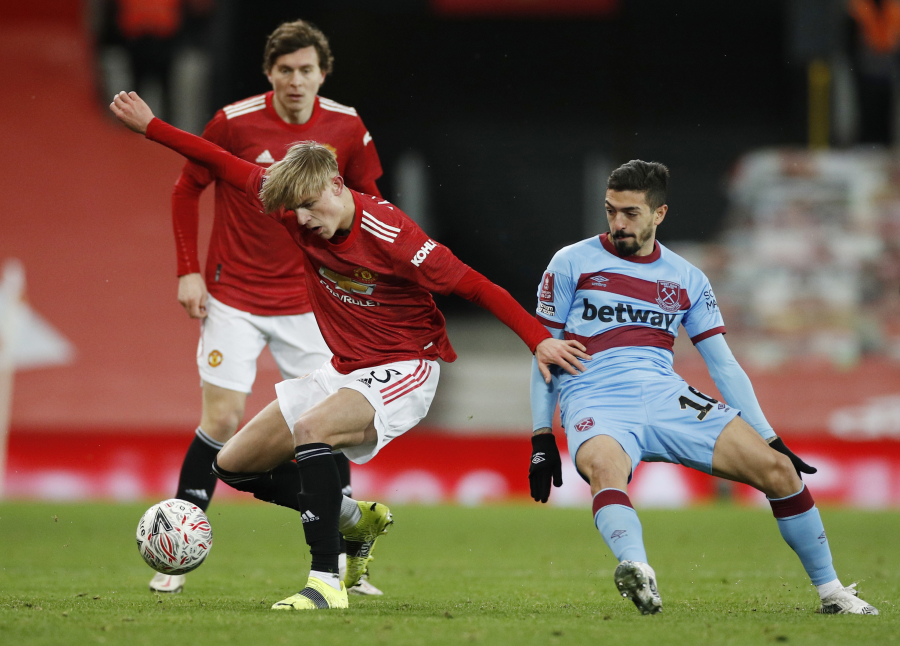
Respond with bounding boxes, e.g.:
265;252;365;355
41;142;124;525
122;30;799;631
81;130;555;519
611;232;643;256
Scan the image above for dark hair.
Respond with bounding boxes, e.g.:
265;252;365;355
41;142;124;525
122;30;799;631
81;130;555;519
263;20;334;75
607;160;669;209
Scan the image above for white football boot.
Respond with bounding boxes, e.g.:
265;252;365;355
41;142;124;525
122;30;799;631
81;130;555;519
614;560;662;615
817;583;879;615
149;573;186;593
348;572;384;596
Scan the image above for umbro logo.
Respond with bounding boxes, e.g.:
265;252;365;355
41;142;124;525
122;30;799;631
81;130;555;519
532;453;546;464
590;276;609;287
818;531;827;544
185;488;209;501
301;510;320;523
610;529;628;542
255;149;275;164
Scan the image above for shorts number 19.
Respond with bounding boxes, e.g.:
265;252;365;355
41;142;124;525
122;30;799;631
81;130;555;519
679;386;719;421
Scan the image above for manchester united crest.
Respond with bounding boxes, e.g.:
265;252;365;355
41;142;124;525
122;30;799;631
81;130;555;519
574;417;595;432
655;280;682;313
353;267;378;283
208;350;223;367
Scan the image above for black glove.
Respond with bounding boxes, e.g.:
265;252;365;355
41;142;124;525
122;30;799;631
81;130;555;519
529;433;563;503
769;436;817;478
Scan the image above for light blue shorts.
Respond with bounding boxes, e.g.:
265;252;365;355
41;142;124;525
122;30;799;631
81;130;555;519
564;377;740;482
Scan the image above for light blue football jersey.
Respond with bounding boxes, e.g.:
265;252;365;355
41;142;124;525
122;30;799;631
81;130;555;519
536;233;725;412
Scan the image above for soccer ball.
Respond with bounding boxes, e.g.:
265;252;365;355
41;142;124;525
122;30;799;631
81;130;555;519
136;499;213;575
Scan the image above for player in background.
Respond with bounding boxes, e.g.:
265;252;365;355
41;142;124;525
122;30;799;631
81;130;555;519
160;20;384;595
527;160;878;616
110;90;591;610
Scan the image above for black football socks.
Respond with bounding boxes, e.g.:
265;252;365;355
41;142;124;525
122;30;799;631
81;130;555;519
176;427;223;510
295;442;343;575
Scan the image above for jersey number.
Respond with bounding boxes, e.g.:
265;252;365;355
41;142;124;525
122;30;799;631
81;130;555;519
679;386;719;421
369;369;402;384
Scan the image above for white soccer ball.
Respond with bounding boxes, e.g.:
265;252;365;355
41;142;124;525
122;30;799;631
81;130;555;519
136;499;213;575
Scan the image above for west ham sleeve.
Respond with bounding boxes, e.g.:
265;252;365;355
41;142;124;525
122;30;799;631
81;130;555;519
681;274;726;344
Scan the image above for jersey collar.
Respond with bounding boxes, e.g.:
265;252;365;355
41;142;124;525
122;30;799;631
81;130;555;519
600;232;661;263
265;92;323;131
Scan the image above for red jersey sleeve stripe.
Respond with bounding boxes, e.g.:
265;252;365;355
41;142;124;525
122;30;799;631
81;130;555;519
564;325;675;355
536;314;565;329
690;326;726;345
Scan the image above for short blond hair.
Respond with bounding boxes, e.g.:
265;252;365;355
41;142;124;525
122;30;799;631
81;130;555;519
259;141;339;213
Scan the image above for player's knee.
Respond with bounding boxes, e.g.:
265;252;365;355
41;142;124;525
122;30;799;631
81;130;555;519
203;406;242;438
214;443;240;474
292;419;328;446
763;452;802;498
584;455;629;490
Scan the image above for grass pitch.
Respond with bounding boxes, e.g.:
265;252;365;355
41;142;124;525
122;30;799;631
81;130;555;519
0;502;897;645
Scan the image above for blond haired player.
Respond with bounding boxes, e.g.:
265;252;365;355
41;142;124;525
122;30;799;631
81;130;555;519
159;20;383;595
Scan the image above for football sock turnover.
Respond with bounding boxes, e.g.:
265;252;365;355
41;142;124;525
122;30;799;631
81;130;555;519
592;489;648;563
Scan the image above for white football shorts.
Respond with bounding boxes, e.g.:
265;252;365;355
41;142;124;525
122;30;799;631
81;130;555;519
197;295;332;393
275;358;440;465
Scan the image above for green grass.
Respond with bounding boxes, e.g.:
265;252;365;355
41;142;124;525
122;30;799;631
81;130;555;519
0;502;897;645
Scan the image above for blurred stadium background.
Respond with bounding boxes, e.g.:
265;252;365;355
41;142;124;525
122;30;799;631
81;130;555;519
1;0;899;508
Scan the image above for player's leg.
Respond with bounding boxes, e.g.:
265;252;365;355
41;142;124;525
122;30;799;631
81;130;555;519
176;296;266;510
271;359;438;609
151;299;262;593
711;416;878;614
174;383;246;510
267;314;381;593
264;387;375;610
570;419;661;615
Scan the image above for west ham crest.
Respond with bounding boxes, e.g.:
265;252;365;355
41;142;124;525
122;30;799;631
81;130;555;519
655;280;682;312
574;417;595;432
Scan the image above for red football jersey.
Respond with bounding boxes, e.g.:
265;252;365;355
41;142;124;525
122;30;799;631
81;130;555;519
270;189;470;372
172;92;383;316
148;118;552;372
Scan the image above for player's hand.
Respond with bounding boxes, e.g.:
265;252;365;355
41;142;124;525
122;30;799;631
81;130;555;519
178;273;209;319
529;430;563;503
534;338;590;383
109;91;155;134
768;436;817;478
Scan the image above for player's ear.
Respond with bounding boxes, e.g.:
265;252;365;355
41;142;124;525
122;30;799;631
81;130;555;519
332;174;345;194
655;204;668;225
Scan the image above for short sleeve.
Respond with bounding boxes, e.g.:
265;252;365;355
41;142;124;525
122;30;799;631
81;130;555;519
682;274;726;344
534;252;576;330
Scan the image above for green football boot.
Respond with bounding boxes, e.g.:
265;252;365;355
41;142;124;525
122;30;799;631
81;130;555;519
342;501;393;589
271;576;348;610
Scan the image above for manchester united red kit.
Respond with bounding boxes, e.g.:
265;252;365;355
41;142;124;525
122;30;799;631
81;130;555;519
172;92;382;315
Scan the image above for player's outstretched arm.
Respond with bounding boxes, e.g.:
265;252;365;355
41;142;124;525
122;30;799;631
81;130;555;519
110;91;154;133
109;91;261;200
451;268;590;380
534;338;588;383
